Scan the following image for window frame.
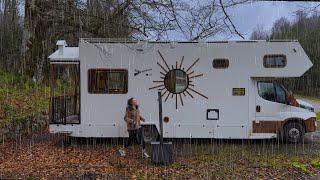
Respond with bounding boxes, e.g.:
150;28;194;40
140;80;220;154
274;83;286;104
258;81;276;102
206;109;219;120
212;58;229;69
257;81;288;104
164;69;189;94
263;54;287;68
88;68;128;94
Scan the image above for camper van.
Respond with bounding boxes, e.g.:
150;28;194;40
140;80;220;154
48;39;317;143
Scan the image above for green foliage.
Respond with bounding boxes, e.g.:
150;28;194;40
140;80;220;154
311;158;320;168
291;161;310;173
0;70;49;128
170;162;183;169
26;176;37;180
316;112;320;121
270;15;320;97
0;69;36;89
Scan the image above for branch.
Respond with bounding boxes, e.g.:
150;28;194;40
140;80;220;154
168;0;187;38
219;0;245;39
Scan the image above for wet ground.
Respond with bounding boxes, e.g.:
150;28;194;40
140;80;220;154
304;120;320;143
299;98;320;143
0;133;320;179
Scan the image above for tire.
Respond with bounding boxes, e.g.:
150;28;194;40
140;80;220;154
142;125;159;143
283;122;305;143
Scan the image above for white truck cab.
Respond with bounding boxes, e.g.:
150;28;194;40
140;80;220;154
254;80;316;142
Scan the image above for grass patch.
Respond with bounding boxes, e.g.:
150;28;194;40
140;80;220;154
170;162;184;169
291;161;310;173
311;158;320;168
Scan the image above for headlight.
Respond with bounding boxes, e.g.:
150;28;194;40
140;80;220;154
299;104;314;112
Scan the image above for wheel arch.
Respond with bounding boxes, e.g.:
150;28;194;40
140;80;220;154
280;118;306;134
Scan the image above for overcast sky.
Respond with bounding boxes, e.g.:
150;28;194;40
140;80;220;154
220;1;320;40
11;1;320;41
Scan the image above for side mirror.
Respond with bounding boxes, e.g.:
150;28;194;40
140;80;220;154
286;91;296;106
285;91;291;105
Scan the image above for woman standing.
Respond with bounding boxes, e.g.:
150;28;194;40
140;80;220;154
119;98;149;158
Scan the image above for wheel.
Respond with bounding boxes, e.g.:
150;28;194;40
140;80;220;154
142;125;159;143
283;122;305;143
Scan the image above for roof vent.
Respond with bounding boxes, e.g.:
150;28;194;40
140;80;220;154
56;40;67;55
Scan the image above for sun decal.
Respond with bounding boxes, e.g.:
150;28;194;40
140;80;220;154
149;50;208;109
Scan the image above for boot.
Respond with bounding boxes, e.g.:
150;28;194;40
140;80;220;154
118;148;126;157
142;149;150;158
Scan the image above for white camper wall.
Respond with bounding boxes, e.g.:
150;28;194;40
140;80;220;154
71;40;312;139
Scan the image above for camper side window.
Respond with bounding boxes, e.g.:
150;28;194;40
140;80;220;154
263;55;286;68
212;59;229;69
88;69;128;94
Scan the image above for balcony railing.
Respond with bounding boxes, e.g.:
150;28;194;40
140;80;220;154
50;95;80;124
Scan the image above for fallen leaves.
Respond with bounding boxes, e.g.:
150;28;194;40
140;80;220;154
0;135;320;179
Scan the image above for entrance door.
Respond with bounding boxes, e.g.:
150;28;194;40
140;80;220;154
50;62;80;124
254;81;287;132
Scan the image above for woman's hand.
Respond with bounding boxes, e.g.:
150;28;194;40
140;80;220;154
126;118;134;123
140;117;145;122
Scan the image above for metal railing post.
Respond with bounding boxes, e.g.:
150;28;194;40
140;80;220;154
158;91;163;144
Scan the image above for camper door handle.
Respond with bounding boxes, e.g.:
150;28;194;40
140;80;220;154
256;105;261;112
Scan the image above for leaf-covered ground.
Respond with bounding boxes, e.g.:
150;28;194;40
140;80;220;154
0;134;320;179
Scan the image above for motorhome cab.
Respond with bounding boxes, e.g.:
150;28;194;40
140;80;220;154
49;39;317;143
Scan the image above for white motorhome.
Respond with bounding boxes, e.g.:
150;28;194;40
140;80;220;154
48;39;317;143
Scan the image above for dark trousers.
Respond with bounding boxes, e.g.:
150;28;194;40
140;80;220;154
124;128;145;149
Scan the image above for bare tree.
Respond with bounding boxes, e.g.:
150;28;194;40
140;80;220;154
297;2;320;15
0;0;22;73
22;0;250;82
124;0;248;40
250;25;269;40
271;17;290;35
